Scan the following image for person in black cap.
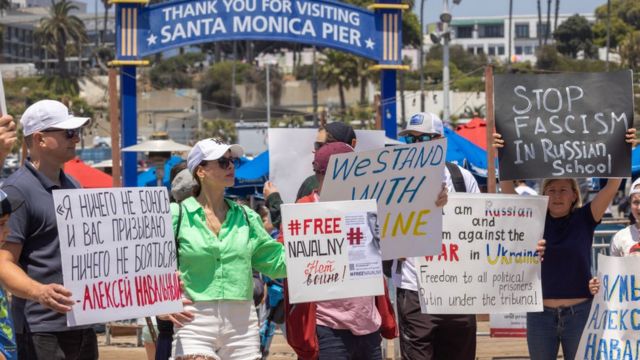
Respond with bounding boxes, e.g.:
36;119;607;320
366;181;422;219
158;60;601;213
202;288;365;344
263;122;357;229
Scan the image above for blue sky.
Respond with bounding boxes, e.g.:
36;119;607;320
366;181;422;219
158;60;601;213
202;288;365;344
421;0;607;23
82;0;608;16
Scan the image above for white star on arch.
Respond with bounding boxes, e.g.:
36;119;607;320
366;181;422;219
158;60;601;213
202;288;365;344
365;38;375;49
147;33;157;46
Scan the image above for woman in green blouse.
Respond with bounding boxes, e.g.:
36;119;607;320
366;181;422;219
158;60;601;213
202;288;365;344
168;138;287;360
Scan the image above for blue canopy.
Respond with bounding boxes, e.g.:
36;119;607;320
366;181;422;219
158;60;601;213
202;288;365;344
235;151;269;187
632;146;640;176
137;155;185;187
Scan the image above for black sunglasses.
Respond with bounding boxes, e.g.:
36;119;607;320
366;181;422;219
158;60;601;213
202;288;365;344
404;134;438;144
41;128;80;139
215;156;238;170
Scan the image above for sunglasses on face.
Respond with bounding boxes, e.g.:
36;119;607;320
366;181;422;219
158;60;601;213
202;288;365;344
41;128;80;139
215;156;238;170
404;133;438;144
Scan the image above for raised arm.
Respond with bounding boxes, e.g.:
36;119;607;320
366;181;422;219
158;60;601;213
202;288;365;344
590;128;636;222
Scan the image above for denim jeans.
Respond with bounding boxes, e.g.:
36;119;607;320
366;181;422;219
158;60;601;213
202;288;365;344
316;325;382;360
526;299;592;360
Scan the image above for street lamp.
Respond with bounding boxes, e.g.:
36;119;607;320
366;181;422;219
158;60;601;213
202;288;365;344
264;58;277;125
430;0;455;122
419;0;426;112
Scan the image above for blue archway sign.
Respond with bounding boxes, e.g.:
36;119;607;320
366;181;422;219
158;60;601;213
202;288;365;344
112;0;407;186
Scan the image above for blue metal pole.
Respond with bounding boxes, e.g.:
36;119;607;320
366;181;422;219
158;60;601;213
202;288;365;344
121;65;137;187
381;70;397;139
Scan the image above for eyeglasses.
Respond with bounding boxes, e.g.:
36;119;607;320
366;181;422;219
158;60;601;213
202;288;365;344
215;156;238;170
41;128;80;139
404;133;439;144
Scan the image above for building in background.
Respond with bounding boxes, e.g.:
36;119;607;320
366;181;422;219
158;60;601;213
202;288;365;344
426;14;596;64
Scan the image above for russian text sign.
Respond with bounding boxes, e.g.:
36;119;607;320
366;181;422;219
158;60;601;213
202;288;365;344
53;187;183;326
282;199;384;303
494;71;633;180
416;194;546;314
577;254;640;360
321;139;446;260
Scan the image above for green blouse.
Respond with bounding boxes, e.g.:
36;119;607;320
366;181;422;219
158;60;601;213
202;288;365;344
172;197;287;301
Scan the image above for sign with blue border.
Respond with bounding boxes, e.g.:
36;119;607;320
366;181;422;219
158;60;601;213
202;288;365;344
116;0;401;63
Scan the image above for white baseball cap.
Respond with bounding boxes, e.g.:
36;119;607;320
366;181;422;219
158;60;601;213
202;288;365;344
630;178;640;197
399;112;444;137
187;138;244;173
20;100;90;137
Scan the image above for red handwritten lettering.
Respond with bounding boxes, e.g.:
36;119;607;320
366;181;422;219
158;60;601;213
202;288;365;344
134;272;181;307
302;217;342;235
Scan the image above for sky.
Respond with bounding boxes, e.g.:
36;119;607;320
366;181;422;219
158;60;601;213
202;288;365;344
420;0;607;23
82;0;608;16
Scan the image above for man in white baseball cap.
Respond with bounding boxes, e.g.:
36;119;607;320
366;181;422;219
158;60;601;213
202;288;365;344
393;112;480;360
20;100;90;136
0;99;97;359
398;111;444;142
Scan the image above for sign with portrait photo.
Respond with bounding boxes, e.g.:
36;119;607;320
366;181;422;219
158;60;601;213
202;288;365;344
281;199;384;303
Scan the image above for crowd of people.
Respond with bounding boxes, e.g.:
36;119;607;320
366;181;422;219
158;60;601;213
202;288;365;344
0;98;634;360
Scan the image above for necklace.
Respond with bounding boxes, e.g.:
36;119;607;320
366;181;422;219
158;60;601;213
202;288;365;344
203;203;228;235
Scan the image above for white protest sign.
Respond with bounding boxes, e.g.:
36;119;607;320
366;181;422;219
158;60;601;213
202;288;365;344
321;139;446;260
52;187;183;326
489;313;527;337
577;254;640;360
281;199;384;303
269;128;385;204
417;194;546;314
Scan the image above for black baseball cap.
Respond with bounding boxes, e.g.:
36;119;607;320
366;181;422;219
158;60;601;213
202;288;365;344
324;122;357;145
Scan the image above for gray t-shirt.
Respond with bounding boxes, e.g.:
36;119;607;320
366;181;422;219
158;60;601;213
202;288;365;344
3;162;85;333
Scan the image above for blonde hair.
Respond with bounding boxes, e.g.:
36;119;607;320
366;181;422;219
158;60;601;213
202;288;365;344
541;178;582;212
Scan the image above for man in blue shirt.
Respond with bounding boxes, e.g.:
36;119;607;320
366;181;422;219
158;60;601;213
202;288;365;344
0;100;96;360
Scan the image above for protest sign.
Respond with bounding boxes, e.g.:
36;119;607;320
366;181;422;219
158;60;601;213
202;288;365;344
576;254;640;360
281;199;384;303
494;70;633;180
269;128;385;204
52;187;182;326
416;194;546;314
321;139;446;260
489;313;527;337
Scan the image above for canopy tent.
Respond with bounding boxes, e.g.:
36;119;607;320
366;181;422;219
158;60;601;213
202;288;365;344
64;158;113;188
455;117;488;150
235;151;269;187
137;156;185;187
226;151;270;198
632;146;640;176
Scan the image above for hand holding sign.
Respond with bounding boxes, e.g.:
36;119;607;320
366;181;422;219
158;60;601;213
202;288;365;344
35;283;75;314
0;115;17;161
